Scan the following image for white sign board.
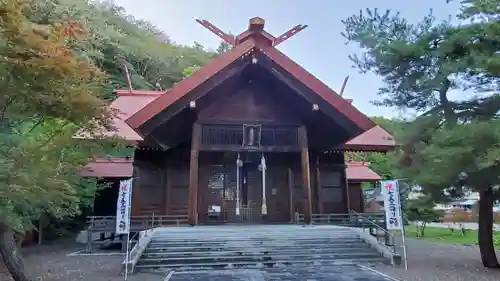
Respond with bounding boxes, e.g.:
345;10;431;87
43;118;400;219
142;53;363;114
116;178;133;234
381;180;403;230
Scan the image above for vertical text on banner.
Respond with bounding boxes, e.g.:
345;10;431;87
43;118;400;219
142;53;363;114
381;180;403;230
116;178;133;234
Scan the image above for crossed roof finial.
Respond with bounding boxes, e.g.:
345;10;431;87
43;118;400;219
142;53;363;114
195;17;307;47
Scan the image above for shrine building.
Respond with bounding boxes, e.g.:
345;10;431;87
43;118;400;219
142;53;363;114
79;17;395;225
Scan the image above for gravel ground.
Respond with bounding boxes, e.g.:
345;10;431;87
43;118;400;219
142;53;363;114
373;238;500;281
0;239;129;281
2;237;500;281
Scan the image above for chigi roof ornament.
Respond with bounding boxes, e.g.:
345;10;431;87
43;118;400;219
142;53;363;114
195;17;308;47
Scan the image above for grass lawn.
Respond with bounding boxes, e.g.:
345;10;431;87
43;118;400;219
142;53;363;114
403;225;500;248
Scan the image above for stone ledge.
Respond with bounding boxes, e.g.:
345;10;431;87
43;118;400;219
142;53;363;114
121;228;156;274
350;227;402;266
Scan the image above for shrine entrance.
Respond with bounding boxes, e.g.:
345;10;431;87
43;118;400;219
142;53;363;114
199;152;292;224
231;153;264;223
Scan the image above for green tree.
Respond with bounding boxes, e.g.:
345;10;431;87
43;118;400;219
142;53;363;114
216;40;232;54
182;65;201;78
27;0;217;95
407;196;444;237
343;0;500;267
0;1;118;280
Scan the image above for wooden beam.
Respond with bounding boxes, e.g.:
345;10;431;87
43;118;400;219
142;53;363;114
165;167;172;215
272;24;308;47
298;126;312;224
316;156;323;214
288;167;293;223
196;19;236;46
342;164;351;213
188;123;202;225
339;76;349;96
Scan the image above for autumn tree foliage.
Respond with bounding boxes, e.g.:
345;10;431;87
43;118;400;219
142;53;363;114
343;0;500;268
26;0;217;94
0;1;118;280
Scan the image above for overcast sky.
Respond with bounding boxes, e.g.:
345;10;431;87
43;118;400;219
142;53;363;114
113;0;460;117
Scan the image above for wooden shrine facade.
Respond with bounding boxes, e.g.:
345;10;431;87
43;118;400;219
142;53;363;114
78;17;395;225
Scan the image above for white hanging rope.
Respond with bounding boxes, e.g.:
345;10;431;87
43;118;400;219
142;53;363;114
236;153;242;216
261;153;267;215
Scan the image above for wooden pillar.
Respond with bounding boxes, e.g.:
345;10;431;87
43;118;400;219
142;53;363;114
130;158;140;217
359;184;365;213
165;167;172;215
316;155;323;214
298;126;312;224
288;167;294;223
342;163;351;213
188;123;202;225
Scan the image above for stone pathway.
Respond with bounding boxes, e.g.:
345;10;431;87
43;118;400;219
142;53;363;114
168;266;395;281
373;238;500;281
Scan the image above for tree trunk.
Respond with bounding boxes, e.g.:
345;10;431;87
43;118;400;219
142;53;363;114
0;223;32;281
478;187;500;268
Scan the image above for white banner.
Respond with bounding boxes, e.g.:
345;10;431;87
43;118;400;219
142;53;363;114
381;180;403;230
116;178;133;234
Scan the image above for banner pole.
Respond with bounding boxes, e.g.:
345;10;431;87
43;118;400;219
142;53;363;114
381;179;408;270
401;224;408;270
124;178;133;281
124;231;131;280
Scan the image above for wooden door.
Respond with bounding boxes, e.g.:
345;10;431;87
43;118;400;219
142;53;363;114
267;167;290;223
246;165;263;222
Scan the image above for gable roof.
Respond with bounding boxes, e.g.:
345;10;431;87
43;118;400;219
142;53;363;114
339;125;396;152
346;162;382;182
125;19;376;135
125;40;255;129
92;89;395;152
73;90;161;143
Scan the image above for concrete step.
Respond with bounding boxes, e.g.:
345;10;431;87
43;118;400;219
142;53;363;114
151;233;356;240
150;228;354;237
148;238;363;247
134;225;388;272
138;252;383;266
143;246;373;258
135;257;387;272
144;243;372;253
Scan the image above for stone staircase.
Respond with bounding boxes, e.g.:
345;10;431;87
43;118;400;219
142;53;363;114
134;225;388;272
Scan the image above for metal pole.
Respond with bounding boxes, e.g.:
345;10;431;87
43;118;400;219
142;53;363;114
401;224;409;270
124;178;133;281
261;153;267;215
236;153;241;216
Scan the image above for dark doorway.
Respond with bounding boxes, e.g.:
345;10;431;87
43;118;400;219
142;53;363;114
93;179;122;216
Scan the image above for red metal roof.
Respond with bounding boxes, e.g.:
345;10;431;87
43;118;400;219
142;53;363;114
73;90;162;142
339;125;396;152
126;40;256;129
79;157;134;178
255;43;375;131
125;18;376;133
346;162;382;182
